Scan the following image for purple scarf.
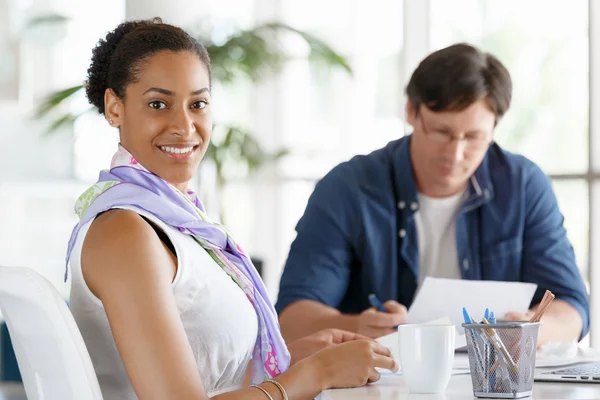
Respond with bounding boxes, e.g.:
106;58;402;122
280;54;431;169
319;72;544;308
65;145;290;383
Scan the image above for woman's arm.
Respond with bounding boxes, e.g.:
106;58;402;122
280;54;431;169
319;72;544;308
83;209;208;399
82;210;396;400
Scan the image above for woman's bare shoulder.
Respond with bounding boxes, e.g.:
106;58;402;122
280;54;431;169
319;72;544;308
81;209;176;299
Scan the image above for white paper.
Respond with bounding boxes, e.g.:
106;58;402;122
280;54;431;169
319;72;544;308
535;342;600;368
407;277;537;329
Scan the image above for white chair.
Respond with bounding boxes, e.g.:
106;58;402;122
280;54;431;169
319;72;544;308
0;266;103;400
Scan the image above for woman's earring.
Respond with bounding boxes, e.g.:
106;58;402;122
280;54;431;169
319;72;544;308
109;117;113;124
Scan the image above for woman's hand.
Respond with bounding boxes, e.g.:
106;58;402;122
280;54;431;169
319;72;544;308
287;328;371;365
306;340;398;390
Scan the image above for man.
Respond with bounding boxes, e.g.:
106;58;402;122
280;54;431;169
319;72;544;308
275;43;589;345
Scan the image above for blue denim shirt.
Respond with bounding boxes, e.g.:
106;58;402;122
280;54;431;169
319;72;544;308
276;136;590;338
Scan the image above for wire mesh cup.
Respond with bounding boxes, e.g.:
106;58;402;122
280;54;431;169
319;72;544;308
462;322;541;399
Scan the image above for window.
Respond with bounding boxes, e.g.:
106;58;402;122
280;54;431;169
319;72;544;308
0;1;125;298
261;0;405;295
430;0;594;342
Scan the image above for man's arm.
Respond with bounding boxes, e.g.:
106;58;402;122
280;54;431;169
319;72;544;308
505;299;583;345
276;167;356;341
279;301;358;342
279;300;406;342
276;166;406;341
509;162;590;343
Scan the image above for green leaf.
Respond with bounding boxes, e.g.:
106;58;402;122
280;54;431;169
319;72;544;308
35;85;84;118
256;22;353;75
44;109;89;134
46;113;76;133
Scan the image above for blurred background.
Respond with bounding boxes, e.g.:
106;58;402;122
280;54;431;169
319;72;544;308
0;0;598;346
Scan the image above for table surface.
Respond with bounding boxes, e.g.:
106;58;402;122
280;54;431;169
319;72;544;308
320;372;600;399
3;372;599;399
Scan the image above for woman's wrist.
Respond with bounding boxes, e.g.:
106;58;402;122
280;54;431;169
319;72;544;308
277;355;330;398
299;352;331;392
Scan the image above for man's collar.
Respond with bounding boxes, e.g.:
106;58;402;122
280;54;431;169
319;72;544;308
464;145;495;211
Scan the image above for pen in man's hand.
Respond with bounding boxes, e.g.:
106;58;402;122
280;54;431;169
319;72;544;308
368;293;387;313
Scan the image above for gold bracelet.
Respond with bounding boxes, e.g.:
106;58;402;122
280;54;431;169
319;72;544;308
250;384;274;400
265;379;289;400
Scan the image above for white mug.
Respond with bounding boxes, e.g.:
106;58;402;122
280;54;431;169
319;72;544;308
398;324;455;394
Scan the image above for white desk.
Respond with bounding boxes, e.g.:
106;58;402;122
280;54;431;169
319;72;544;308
321;373;600;399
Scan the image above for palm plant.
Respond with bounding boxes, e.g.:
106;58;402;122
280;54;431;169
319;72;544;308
36;21;351;183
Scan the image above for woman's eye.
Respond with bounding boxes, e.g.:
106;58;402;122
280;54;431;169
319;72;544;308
192;100;208;109
149;101;167;110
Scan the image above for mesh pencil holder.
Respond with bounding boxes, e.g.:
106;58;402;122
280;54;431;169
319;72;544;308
462;322;541;399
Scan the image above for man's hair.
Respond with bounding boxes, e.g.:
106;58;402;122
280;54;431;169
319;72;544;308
406;43;512;123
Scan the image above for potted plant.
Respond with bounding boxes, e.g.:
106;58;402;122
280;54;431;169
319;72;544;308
35;20;352;276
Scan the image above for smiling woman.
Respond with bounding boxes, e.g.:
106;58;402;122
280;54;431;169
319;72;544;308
66;17;397;400
86;21;213;192
103;50;211;191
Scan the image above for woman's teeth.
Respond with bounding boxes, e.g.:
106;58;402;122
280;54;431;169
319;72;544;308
160;146;193;154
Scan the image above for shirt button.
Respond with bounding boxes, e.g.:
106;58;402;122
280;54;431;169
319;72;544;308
397;201;405;209
463;259;470;271
410;202;418;211
398;229;406;238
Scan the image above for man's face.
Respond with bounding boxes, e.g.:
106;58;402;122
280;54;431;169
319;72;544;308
407;99;495;197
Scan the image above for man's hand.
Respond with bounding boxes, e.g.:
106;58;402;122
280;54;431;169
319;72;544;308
504;299;583;345
287;328;371;365
503;311;534;322
356;300;408;338
504;310;551;347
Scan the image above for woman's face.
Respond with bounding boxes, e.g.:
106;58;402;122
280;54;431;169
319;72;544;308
105;50;212;192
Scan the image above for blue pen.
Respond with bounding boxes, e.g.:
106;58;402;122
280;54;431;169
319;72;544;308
490;311;496;324
484;308;490;321
369;294;399;329
463;307;486;385
368;293;387;313
462;307;473;325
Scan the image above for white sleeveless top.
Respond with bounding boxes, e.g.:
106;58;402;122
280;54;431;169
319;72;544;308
69;206;259;399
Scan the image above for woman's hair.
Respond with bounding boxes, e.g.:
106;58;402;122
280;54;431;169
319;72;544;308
85;17;211;115
406;43;512;123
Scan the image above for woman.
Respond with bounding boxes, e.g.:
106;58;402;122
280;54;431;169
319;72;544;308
66;18;397;400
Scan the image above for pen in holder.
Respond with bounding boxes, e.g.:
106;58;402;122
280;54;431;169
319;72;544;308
462;321;541;399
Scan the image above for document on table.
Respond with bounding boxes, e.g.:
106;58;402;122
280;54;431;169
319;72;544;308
376;277;537;367
407;277;537;329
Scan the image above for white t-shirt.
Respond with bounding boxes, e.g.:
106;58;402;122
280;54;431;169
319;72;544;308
69;206;258;399
414;190;468;286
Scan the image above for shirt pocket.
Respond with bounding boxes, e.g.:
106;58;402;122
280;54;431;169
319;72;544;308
480;237;523;280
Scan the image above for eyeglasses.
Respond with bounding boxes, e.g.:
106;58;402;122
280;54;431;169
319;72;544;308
418;113;492;150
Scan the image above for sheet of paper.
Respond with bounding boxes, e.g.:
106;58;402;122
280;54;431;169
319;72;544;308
407;277;537;329
535;342;600;368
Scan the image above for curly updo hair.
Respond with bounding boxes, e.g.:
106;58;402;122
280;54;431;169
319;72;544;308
85;17;211;115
